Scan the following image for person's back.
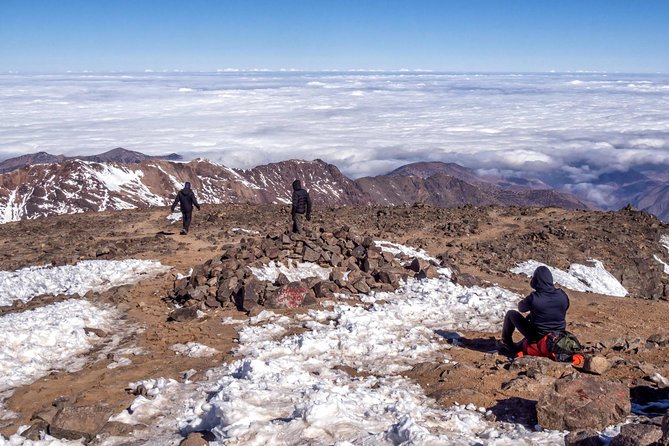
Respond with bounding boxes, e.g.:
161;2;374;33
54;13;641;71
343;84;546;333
520;267;570;337
501;265;569;352
291;180;312;233
175;187;197;211
291;180;311;215
171;181;200;234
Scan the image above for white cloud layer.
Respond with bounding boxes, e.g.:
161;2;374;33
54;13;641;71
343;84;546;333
1;72;668;197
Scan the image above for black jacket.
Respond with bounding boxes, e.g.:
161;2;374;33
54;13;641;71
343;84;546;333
518;266;570;337
171;187;200;213
291;180;312;215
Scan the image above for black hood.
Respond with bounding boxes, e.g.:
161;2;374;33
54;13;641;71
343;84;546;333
292;180;301;191
530;265;555;292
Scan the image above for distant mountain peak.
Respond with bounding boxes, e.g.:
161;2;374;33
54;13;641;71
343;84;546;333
0;148;183;173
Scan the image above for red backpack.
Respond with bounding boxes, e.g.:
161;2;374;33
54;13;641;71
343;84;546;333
517;331;584;366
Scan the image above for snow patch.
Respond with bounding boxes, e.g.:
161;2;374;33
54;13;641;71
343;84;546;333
0;299;119;393
249;260;331;282
511;259;627;297
170;343;219;358
0;260;170;307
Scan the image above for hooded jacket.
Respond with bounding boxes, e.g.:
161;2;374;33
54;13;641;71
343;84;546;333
171;183;200;213
518;265;570;337
291;180;312;215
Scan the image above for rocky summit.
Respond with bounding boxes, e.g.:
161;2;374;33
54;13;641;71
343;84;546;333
0;203;668;445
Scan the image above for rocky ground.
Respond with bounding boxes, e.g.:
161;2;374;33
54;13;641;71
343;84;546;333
1;203;668;444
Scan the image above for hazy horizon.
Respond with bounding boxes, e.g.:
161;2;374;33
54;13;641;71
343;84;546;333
2;70;669;208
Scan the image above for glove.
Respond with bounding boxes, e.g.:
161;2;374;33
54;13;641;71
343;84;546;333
197;205;201;211
306;214;311;221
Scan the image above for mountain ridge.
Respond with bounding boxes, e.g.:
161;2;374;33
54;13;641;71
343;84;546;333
0;156;588;224
0;148;182;174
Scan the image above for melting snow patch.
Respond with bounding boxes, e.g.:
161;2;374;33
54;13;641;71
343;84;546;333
249;260;331;282
0;259;170;306
2;429;85;445
374;240;451;278
511;259;627;297
166;211;182;224
374;240;439;263
229;227;260;235
654;235;669;274
0;299;119;393
110;378;181;426
109;275;562;444
168;276;560;444
170;342;219;358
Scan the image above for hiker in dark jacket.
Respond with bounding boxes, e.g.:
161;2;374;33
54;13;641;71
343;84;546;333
291;179;312;233
171;181;201;234
501;265;570;352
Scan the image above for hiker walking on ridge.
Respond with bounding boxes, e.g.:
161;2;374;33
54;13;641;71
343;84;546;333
501;265;570;354
171;181;201;235
291;179;312;233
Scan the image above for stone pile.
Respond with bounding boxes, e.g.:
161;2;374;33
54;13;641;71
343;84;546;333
168;227;449;315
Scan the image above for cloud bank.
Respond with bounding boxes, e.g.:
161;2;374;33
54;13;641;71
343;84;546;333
1;71;668;205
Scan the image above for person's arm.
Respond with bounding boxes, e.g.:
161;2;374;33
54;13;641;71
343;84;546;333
291;191;298;215
171;192;180;212
518;293;533;313
192;191;201;210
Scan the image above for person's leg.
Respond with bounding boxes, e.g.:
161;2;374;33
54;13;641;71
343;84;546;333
292;213;303;233
502;310;536;346
183;211;192;233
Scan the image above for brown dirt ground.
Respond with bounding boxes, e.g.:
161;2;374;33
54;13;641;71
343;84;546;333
1;204;668;437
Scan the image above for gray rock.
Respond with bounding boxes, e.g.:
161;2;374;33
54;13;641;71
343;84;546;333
302;246;320;262
583;356;610;375
564;430;603;446
20;421;49;441
236;279;261;312
610;423;662;446
168;307;199;322
49;405;113;442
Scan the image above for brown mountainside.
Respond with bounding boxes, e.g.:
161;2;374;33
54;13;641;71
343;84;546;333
0;157;588;224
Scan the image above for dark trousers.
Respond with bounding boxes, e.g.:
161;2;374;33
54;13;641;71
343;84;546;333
292;213;304;233
502;310;537;346
182;211;192;232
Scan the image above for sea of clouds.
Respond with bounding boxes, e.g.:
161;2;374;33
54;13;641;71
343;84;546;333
1;71;668;206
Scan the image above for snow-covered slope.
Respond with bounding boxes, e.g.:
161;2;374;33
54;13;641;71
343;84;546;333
0;157;587;224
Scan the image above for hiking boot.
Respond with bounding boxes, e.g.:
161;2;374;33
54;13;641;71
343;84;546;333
180;229;187;235
497;340;517;356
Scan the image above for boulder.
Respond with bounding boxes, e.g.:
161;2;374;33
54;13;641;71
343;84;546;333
564;430;603;446
661;414;669;446
302;246;320;262
236;279;261;312
180;432;209;446
49;405;114;442
408;258;430;273
536;376;630;431
266;282;311;309
610;423;663;446
583;356;610;375
168;307;199;322
20;421;49;441
351;245;366;260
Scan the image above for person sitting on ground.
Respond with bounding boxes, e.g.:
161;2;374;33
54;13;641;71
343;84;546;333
501;265;570;353
171;181;201;235
291;179;312;233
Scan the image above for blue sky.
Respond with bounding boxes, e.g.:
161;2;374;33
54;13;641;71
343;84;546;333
1;0;668;73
